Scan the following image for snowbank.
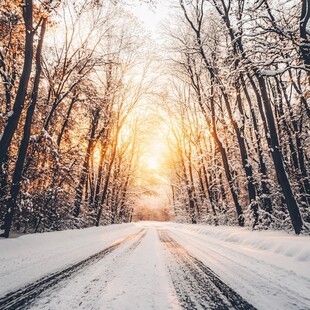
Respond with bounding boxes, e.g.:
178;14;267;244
162;223;310;263
0;223;140;296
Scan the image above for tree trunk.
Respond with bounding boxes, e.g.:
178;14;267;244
278;76;310;204
2;18;46;238
234;81;258;226
300;0;310;84
178;146;197;224
209;82;244;226
96;128;120;226
256;74;303;234
57;95;77;147
198;141;217;222
0;153;9;214
187;143;200;220
240;75;273;215
73;109;100;218
0;0;34;166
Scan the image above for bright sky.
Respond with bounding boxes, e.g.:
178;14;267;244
129;1;170;37
125;2;172;181
142;140;167;172
126;1;174;211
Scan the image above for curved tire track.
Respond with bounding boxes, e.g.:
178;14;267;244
159;229;256;310
0;229;144;310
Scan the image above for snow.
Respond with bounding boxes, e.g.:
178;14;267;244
162;223;310;310
0;224;140;296
98;227;178;310
166;223;310;264
29;227;178;310
7;110;14;117
1;222;310;309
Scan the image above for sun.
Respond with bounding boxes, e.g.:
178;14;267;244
140;130;169;174
146;157;160;170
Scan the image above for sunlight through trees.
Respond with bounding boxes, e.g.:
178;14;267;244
0;0;309;237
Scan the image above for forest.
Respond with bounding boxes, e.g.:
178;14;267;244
0;0;309;238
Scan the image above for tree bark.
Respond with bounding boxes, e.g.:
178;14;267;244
209;83;244;226
300;0;310;84
0;0;34;166
2;18;46;238
96;127;120;226
240;75;273;215
73;109;100;218
57;95;78;147
256;74;303;234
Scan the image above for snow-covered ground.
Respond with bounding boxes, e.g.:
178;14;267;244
162;223;310;309
1;222;310;309
0;224;140;296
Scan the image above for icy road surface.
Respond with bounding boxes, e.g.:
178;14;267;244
1;222;310;309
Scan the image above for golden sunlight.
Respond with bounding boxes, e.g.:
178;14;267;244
141;139;168;173
146;156;160;170
92;144;102;166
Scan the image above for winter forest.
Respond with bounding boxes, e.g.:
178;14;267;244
0;0;309;238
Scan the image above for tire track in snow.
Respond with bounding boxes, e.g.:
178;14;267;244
0;229;145;310
30;228;148;310
159;229;256;310
169;228;310;309
78;228;148;301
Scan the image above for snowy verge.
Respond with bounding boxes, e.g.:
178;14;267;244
161;223;310;264
152;222;310;310
0;223;140;296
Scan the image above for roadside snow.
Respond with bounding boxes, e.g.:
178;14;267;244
163;223;310;267
0;224;140;296
159;223;310;310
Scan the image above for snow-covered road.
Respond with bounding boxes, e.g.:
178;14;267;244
1;222;310;310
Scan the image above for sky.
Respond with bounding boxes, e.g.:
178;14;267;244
125;2;175;213
128;1;171;38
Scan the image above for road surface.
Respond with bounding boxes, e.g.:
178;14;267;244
0;222;309;309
